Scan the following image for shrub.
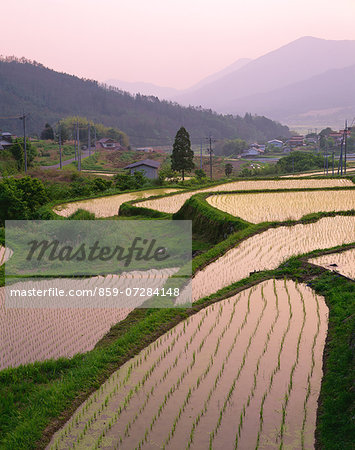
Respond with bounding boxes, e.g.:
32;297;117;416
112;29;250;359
68;209;96;220
0;176;48;225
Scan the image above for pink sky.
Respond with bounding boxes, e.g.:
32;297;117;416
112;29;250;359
2;0;355;89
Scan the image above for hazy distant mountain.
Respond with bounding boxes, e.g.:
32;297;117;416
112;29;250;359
106;58;252;100
174;37;355;113
227;64;355;126
105;79;179;99
184;58;252;92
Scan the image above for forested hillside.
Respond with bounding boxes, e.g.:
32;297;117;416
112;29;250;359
0;57;290;145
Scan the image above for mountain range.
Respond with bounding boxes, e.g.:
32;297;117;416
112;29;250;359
107;37;355;128
0;57;289;145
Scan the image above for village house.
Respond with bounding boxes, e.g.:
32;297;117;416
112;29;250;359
287;136;304;148
267;139;283;149
96;138;122;150
241;145;265;157
0;132;13;150
124;159;161;179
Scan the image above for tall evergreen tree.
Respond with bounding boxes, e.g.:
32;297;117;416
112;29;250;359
171;127;194;181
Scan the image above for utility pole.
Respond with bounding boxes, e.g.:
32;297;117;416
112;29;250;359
332;151;334;176
58;125;62;169
200;139;203;169
94;127;97;149
19;112;28;173
88;123;91;156
338;134;344;176
74;123;77;161
77;120;81;171
206;135;215;180
344;120;347;175
324;142;328;175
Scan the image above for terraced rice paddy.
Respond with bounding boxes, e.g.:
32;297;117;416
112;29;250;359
49;279;328;450
54;188;178;218
184;216;355;302
0;268;177;369
206;190;355;223
309;248;355;280
135;179;353;214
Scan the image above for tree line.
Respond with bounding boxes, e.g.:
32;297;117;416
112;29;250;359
0;58;290;146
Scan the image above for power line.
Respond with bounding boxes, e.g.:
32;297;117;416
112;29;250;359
0;114;24;120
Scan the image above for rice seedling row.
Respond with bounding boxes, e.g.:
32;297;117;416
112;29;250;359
49;279;328;450
171;291;250;450
206;189;355;223
49;304;217;448
188;215;355;302
300;289;322;449
49;288;252;449
1;268;177;369
3;216;351;369
135;179;353;214
235;279;282;448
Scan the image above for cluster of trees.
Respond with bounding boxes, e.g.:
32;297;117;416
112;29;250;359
113;171;147;190
40;117;129;147
276;151;324;172
214;138;248;157
0;171;156;225
0;177;48;225
240;152;326;177
0;57;290;146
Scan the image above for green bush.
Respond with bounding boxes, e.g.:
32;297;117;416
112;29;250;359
0;177;48;225
114;171;148;190
68;209;95;220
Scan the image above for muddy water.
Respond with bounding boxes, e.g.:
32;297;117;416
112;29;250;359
48;280;328;450
309;248;355;280
53;188;178;217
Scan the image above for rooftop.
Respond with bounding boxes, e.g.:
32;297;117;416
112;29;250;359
124;159;161;169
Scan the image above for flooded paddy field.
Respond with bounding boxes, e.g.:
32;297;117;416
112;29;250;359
309;248;355;280
135;179;353;214
0;268;177;369
48;280;328;450
206;189;355;223
187;216;355;302
54;188;178;218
